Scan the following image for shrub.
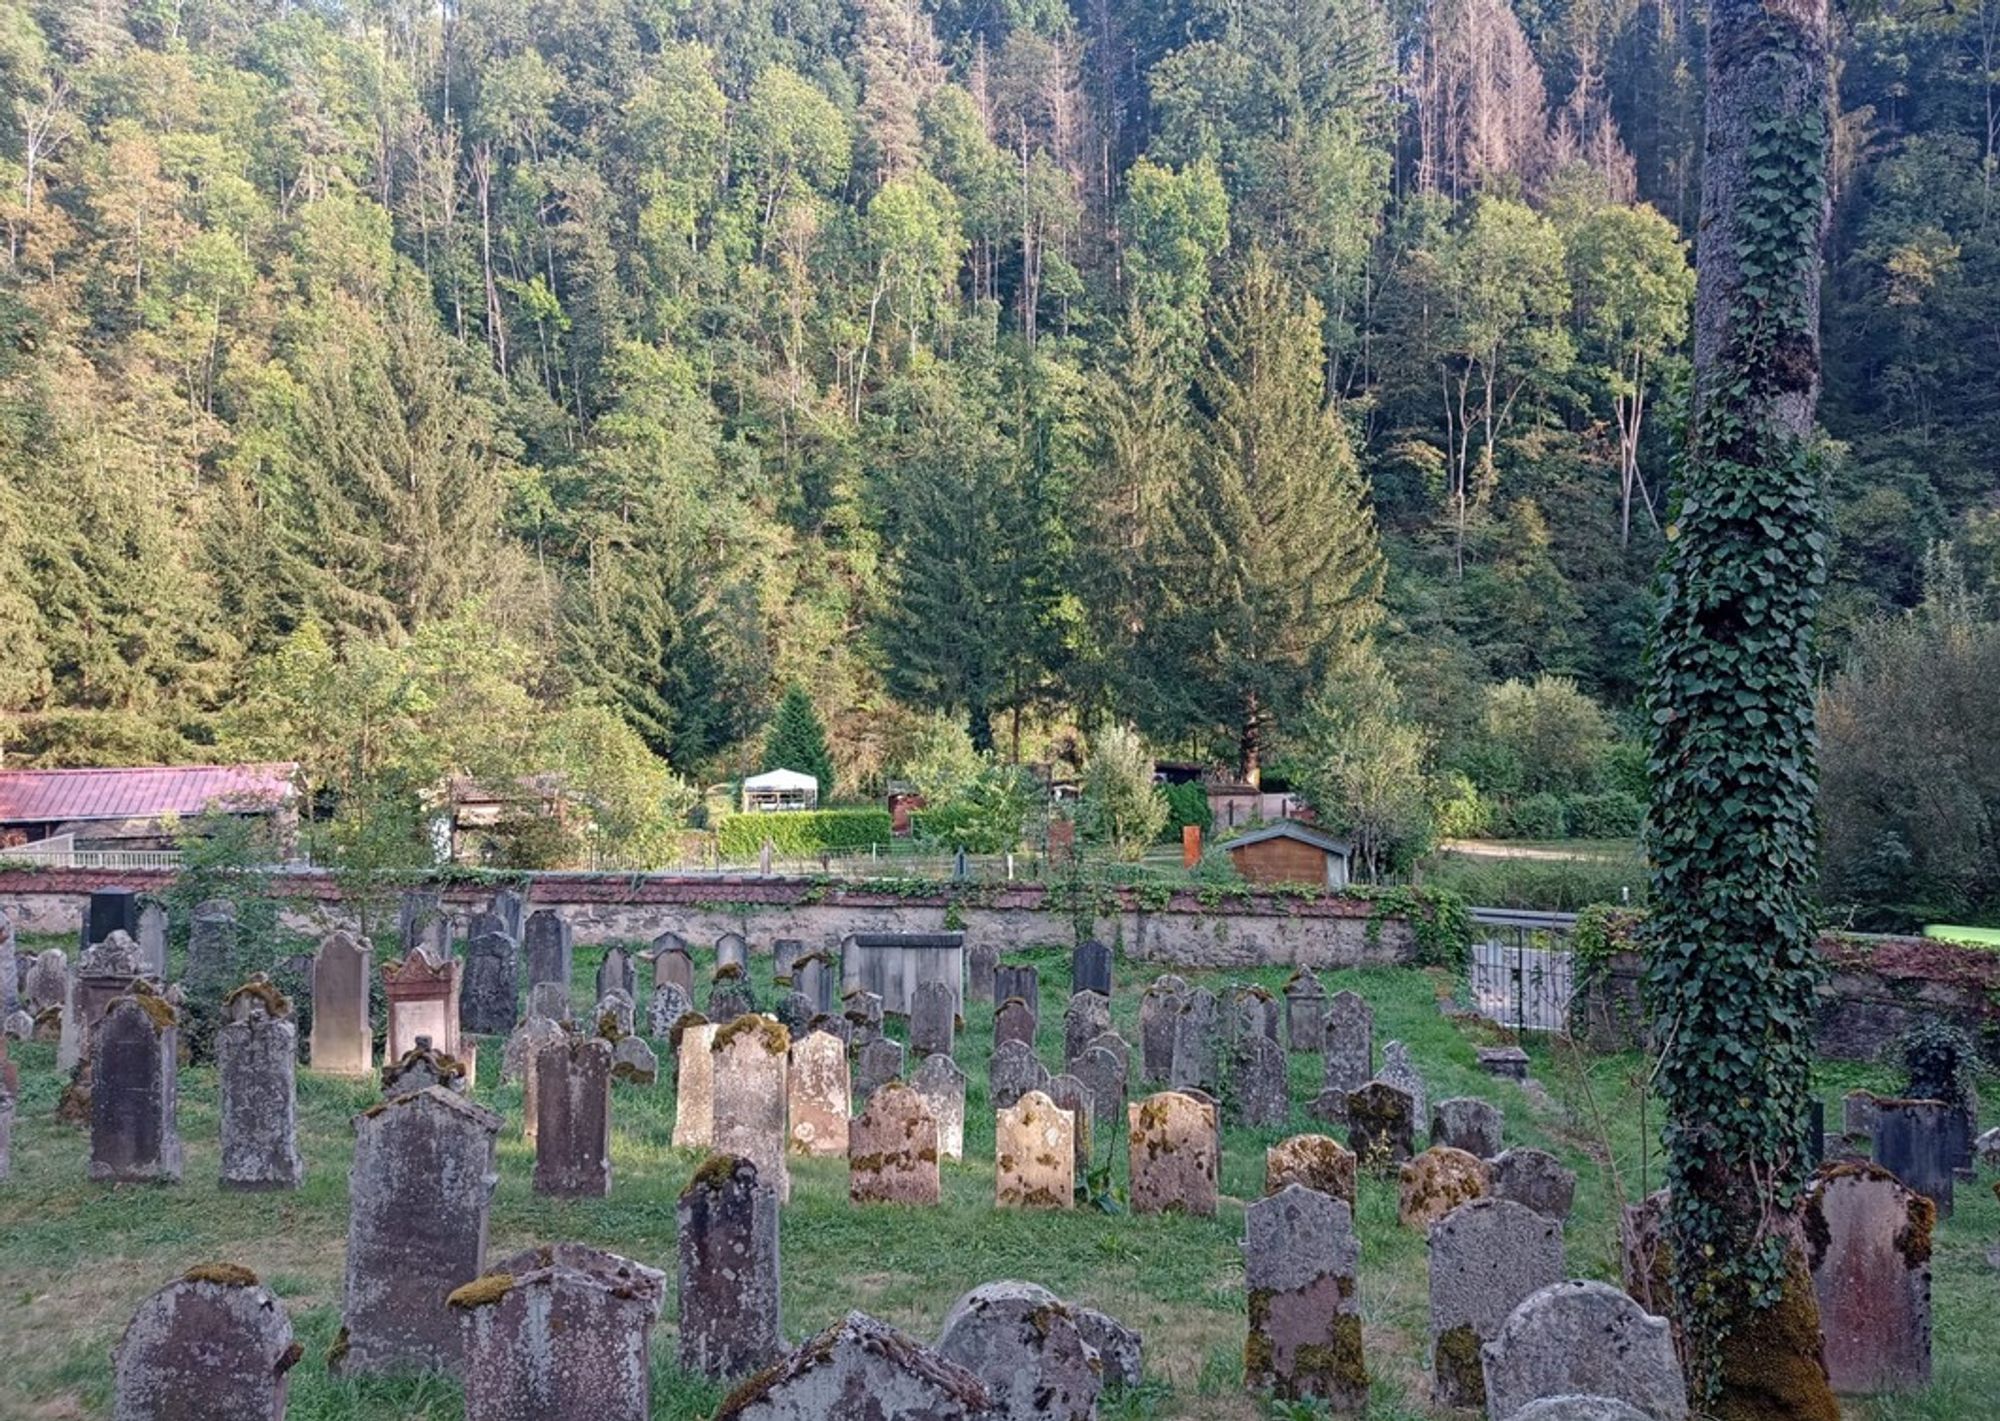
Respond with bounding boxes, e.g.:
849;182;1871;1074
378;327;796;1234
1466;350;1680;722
1563;789;1644;839
1501;791;1567;839
1077;724;1169;861
715;808;892;858
1430;771;1492;839
1158;781;1213;842
910;763;1039;854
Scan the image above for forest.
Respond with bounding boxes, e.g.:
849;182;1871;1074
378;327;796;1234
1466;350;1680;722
0;0;1994;925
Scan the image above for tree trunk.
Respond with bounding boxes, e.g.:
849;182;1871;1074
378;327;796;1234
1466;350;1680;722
1239;692;1262;789
1646;0;1839;1416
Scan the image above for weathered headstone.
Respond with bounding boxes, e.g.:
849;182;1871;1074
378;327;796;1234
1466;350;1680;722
1243;1183;1366;1407
1071;1043;1128;1142
1380;1039;1428;1125
1432;1096;1503;1159
1477;1045;1531;1081
455;1244;664;1421
1426;1197;1564;1409
1480;1281;1688;1421
1170;986;1222;1093
1227;985;1281;1047
843;989;884;1051
2;1009;27;1042
716;931;749;976
913;1051;968;1163
1283;971;1326;1053
710;1016;791;1203
787;1029;850;1157
671;1022;718;1149
383;948;462;1065
524;909;572;989
611;1033;658;1084
1491;1147;1578;1222
534;1035;613;1197
771;938;803;985
1843;1089;1882;1140
910;979;956;1058
335;1086;501;1377
996;1089;1075;1209
1235;1033;1289;1128
460;930;520;1036
218;979;302;1191
793;950;835;1013
594;988;636;1040
1399;1145;1489;1229
511;1019;566;1141
1265;1134;1357;1207
1076;1306;1144;1390
398;889;450;959
677;1154;784;1379
183;899;239;996
527;979;569;1024
1128;1091;1219;1216
113;1265;298;1419
310;931;374;1076
90;987;182;1183
994;964;1040;1021
935;1280;1100;1421
1138;974;1187;1083
989;1037;1050;1110
1062;990;1110;1069
1505;1399;1654;1421
857;1036;905;1100
967;941;999;1004
993;996;1037;1051
651;935;695;998
648;981;694;1039
134;900;168;979
774;989;816;1036
1046;1073;1095;1176
712;1312;991;1420
0;907;15;1016
1805;1162;1933;1394
1347;1081;1417;1170
25;947;69;1015
1322;990;1373;1096
1874;1097;1955;1216
595;947;636;1004
486;888;524;941
381;1034;467;1096
1071;939;1112;997
849;1081;941;1205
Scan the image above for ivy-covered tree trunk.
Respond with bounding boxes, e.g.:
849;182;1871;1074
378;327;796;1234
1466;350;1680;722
1645;0;1840;1418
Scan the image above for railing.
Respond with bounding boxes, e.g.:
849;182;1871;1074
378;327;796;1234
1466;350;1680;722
0;835;185;870
1467;909;1578;1032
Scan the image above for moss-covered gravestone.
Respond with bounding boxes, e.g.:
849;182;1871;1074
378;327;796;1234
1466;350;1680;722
1128;1091;1218;1217
113;1265;298;1420
1242;1183;1365;1409
90;986;182;1184
1480;1280;1687;1421
677;1155;783;1381
1426;1197;1563;1410
1805;1162;1933;1395
935;1280;1100;1421
710;1015;791;1203
849;1082;940;1205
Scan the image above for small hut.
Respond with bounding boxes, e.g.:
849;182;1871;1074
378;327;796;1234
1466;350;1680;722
741;769;820;813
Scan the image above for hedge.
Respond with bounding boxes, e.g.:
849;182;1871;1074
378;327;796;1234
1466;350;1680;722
715;808;894;858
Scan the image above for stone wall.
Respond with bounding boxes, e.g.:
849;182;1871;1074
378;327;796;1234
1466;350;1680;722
0;867;1417;971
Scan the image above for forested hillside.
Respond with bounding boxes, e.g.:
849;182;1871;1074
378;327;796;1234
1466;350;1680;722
0;1;1994;913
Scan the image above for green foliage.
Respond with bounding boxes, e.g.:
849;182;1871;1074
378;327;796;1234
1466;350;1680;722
911;762;1040;854
762;683;836;800
1077;724;1169;862
714;809;893;858
1287;651;1437;881
1158;782;1213;842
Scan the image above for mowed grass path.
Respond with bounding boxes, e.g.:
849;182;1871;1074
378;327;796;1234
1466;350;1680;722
0;938;1992;1420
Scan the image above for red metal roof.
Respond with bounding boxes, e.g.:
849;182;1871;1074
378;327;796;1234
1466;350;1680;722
0;763;298;824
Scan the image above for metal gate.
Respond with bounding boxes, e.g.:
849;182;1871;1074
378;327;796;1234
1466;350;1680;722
1468;910;1578;1032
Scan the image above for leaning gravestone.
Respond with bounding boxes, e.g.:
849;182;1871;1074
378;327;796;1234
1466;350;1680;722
913;1051;968;1163
113;1265;298;1419
1805;1162;1933;1394
1062;990;1110;1070
989;1038;1050;1111
857;1037;905;1101
1128;1091;1218;1216
1347;1081;1417;1170
967;941;999;1004
1243;1183;1366;1407
1480;1280;1688;1421
910;980;956;1059
1491;1147;1577;1222
671;1022;718;1149
1427;1197;1564;1409
217;979;303;1191
850;1081;941;1205
993;996;1037;1051
1265;1134;1357;1207
1322;990;1373;1096
455;1243;664;1421
787;1029;850;1158
1169;987;1222;1093
995;1089;1074;1209
310;931;374;1077
1873;1098;1955;1216
1235;1033;1289;1128
91;988;182;1183
1283;970;1326;1053
935;1280;1100;1421
712;1311;991;1420
336;1086;501;1377
1071;939;1112;998
1138;975;1186;1083
460;930;519;1037
710;1016;792;1203
993;964;1040;1021
535;1035;613;1198
596;947;637;1004
524;909;572;989
677;1155;784;1380
1432;1097;1503;1158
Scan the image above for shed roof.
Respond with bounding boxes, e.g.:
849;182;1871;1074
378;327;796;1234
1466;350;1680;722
743;769;819;793
0;763;297;825
1223;820;1352;858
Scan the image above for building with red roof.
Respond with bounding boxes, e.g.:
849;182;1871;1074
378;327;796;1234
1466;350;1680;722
0;763;299;853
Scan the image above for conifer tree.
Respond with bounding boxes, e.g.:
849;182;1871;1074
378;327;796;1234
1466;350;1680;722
762;682;835;799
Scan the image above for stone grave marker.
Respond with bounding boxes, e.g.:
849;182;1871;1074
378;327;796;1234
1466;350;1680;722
336;1086;500;1377
218;978;302;1191
993;964;1039;1021
460;930;519;1037
648;981;693;1039
1507;1400;1654;1421
1062;990;1110;1069
1844;1089;1882;1140
913;1051;968;1162
1380;1039;1428;1124
651;935;695;998
1432;1096;1503;1158
67;930;149;1076
857;1036;905;1101
134;900;168;979
85;886;140;951
1071;1044;1128;1142
993;996;1037;1051
775;989;816;1035
708;973;755;1025
1170;986;1222;1093
611;1034;658;1084
1427;1196;1564;1409
771;938;803;985
1235;1033;1289;1128
527;980;569;1024
1046;1073;1094;1176
1874;1097;1955;1216
90;987;182;1183
787;1029;850;1157
935;1280;1099;1421
677;1155;784;1379
0;1084;12;1180
524;909;572;989
309;931;374;1077
513;1020;566;1141
1076;1306;1144;1389
595;947;636;1004
711;1312;991;1420
996;1089;1074;1209
488;888;525;941
1138;974;1187;1083
710;1016;792;1203
989;1038;1050;1110
1480;1281;1687;1421
1228;985;1280;1047
113;1265;298;1419
1071;939;1112;998
671;1022;718;1149
1243;1183;1366;1407
793;950;835;1014
594;989;637;1040
383;948;462;1066
1128;1091;1218;1216
1322;990;1373;1096
849;1081;941;1205
381;1035;467;1096
183;899;239;998
534;1035;613;1197
1491;1147;1578;1222
25;947;68;1015
1399;1145;1489;1229
1477;1045;1531;1080
716;931;749;976
397;889;449;959
1283;971;1325;1053
1347;1080;1417;1170
1265;1134;1356;1207
843;989;884;1051
0;906;16;1016
967;941;999;1004
910;979;956;1058
455;1243;664;1421
1805;1162;1933;1394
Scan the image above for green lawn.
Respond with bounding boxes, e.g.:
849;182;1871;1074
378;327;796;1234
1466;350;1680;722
0;937;1991;1420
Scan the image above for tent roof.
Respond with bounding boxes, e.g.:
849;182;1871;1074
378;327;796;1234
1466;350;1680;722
743;769;819;793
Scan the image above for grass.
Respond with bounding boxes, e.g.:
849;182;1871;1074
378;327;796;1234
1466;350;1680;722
0;935;1992;1420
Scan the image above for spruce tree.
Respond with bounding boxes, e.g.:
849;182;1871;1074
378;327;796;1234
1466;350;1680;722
763;683;836;799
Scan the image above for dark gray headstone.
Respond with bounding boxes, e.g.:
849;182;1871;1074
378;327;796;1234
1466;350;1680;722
1431;1097;1503;1158
1347;1081;1416;1169
1071;940;1111;998
90;990;182;1183
678;1156;783;1379
1169;987;1221;1093
1322;990;1373;1096
534;1035;612;1197
989;1038;1050;1111
460;931;519;1036
772;938;803;984
967;941;999;1004
1235;1033;1289;1128
524;910;572;989
994;996;1037;1051
1138;975;1186;1084
218;986;302;1191
710;1312;989;1419
1873;1098;1955;1216
1070;1045;1128;1143
794;951;835;1013
488;889;525;942
397;889;450;958
594;947;636;1004
911;980;956;1059
1062;990;1110;1068
857;1037;906;1100
85;887;140;950
1283;970;1326;1053
994;964;1039;1020
1490;1147;1577;1222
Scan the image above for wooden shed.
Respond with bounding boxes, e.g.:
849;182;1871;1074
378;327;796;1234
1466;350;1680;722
1223;821;1353;890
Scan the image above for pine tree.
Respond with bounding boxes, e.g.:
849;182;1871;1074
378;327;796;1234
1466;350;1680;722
763;683;836;799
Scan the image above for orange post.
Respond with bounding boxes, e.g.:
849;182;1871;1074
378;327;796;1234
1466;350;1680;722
1182;824;1202;870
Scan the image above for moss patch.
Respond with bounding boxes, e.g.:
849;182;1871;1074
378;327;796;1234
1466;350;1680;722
182;1262;260;1288
446;1272;517;1310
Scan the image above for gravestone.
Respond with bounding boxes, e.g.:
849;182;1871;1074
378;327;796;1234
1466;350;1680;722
527;980;569;1024
1062;990;1111;1069
787;1029;850;1157
456;1244;664;1421
611;1034;658;1084
0;1085;12;1180
671;1023;718;1149
90;988;182;1183
1265;1134;1357;1207
711;1312;991;1420
217;979;302;1191
381;1035;467;1096
336;1086;501;1377
910;980;956;1058
1432;1096;1503;1158
989;1038;1050;1110
25;947;69;1015
1399;1146;1490;1229
1046;1074;1095;1176
1322;990;1373;1096
857;1037;905;1100
1076;1307;1144;1389
67;930;150;1076
648;982;694;1039
994;964;1039;1021
1138;975;1186;1083
1347;1081;1417;1170
183;899;239;996
0;907;15;1016
1235;1033;1289;1128
849;1081;941;1205
1480;1281;1688;1421
1477;1045;1532;1081
534;1035;613;1197
996;1089;1075;1209
935;1280;1100;1421
709;978;755;1029
843;989;884;1051
993;997;1037;1051
524;910;572;989
651;935;694;998
1426;1197;1564;1409
135;900;168;978
1083;1028;1132;1081
1283;971;1326;1053
1243;1183;1366;1407
793;950;835;1014
771;938;803;985
1071;1044;1128;1142
512;1019;566;1140
967;941;999;1004
1873;1097;1955;1216
715;932;749;976
595;947;636;1004
460;931;520;1037
1128;1091;1219;1216
913;1051;968;1162
398;889;450;959
1805;1162;1933;1394
1169;987;1222;1093
1228;985;1281;1046
710;1016;792;1203
310;931;374;1076
383;948;462;1065
3;1010;27;1042
677;1155;784;1379
1903;1038;1978;1174
591;990;635;1041
1844;1089;1882;1140
1071;939;1112;997
1491;1147;1578;1222
113;1265;298;1419
775;989;816;1036
85;886;140;950
1380;1039;1428;1125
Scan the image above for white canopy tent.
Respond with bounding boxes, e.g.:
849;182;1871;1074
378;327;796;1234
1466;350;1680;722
741;768;820;813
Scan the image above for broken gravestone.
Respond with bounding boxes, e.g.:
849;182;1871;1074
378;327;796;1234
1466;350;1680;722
934;1280;1100;1421
1480;1280;1688;1421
